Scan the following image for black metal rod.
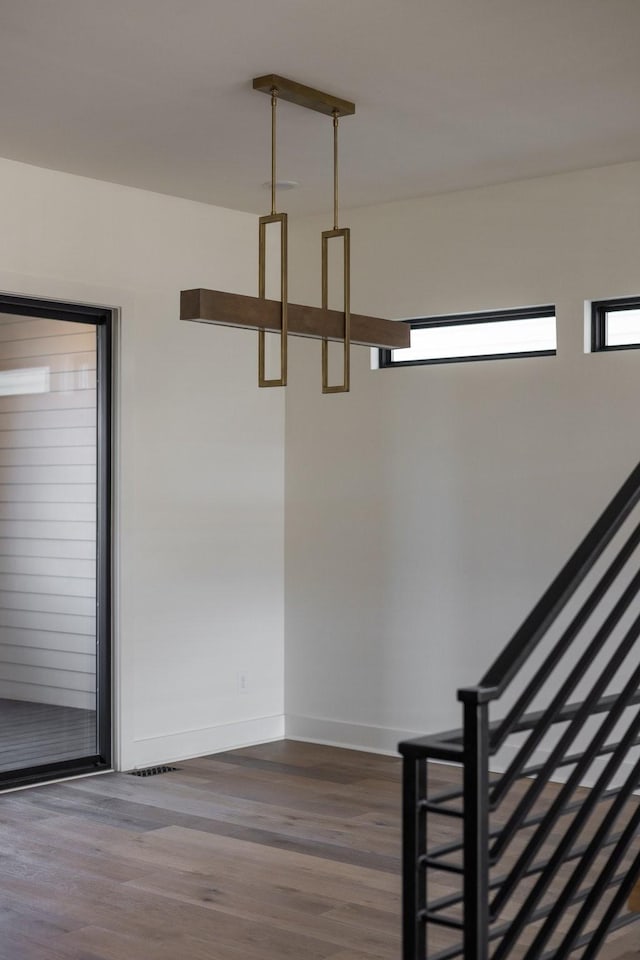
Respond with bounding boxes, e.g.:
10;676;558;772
422;856;463;875
497;689;640;740
539;912;639;960
550;786;640;959
427;891;465;914
403;756;427;960
429;784;621;863
427;833;626;914
490;518;640;750
403;463;640;960
462;696;490;960
400;691;640;768
426;785;465;804
517;731;640;780
429;872;627;939
491;564;640;807
424;911;464;930
480;457;640;695
483;870;628;949
490;685;640;939
422;801;463;819
514;713;640;960
490;605;640;866
579;852;640;960
400;736;464;763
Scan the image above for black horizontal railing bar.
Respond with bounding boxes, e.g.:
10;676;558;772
545;790;640;960
490;615;640;864
421;801;464;818
491;724;640;960
517;732;640;781
425;870;627;944
490;564;640;807
518;749;640;960
430;916;638;960
424;784;466;804
489;693;640;939
422;910;464;930
538;911;639;960
427;828;627;916
419;909;640;960
398;691;640;784
399;735;464;762
491;517;640;751
497;690;640;738
402;466;640;960
427;785;623;863
424;839;463;861
579;852;640;960
483;870;629;951
479;457;640;696
421;855;463;875
427;890;465;914
497;665;639;770
403;691;640;768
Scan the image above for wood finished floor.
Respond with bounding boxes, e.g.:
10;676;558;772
0;739;638;960
0;699;95;773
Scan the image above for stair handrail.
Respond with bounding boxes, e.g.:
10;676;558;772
477;459;640;700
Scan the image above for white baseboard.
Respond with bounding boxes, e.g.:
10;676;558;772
285;716;639;792
125;714;285;769
123;712;639;796
285;713;425;756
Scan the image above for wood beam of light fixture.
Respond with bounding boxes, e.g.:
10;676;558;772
181;289;409;350
181;74;409;387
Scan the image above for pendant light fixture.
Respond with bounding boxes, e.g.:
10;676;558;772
180;75;409;393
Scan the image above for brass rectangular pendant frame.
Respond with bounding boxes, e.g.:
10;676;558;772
322;227;350;394
253;75;355;118
258;212;288;387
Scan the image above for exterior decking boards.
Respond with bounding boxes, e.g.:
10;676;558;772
0;739;637;959
0;698;95;772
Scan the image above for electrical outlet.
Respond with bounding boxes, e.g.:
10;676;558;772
238;670;249;694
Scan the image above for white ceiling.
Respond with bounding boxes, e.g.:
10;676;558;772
1;0;640;216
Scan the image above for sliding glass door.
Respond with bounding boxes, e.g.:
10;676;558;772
0;295;111;789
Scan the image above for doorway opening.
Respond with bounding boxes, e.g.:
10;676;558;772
0;294;112;790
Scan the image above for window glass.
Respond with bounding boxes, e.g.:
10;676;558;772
380;308;556;367
605;308;640;347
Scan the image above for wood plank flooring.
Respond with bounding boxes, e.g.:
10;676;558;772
0;698;95;772
0;740;637;959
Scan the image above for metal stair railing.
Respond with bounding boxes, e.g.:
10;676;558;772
400;459;640;960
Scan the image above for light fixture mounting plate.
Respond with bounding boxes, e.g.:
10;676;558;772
253;74;355;118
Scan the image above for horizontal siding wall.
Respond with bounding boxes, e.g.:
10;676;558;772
0;313;96;710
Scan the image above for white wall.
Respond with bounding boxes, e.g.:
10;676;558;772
0;157;285;769
284;160;640;754
6;152;639;773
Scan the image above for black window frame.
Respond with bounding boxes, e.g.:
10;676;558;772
0;292;113;792
591;296;640;353
378;305;557;368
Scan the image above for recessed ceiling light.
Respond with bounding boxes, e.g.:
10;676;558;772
262;179;299;191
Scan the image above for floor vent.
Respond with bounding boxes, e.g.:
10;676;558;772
128;765;178;777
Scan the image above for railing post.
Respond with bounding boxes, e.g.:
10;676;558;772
402;751;427;959
460;689;491;960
